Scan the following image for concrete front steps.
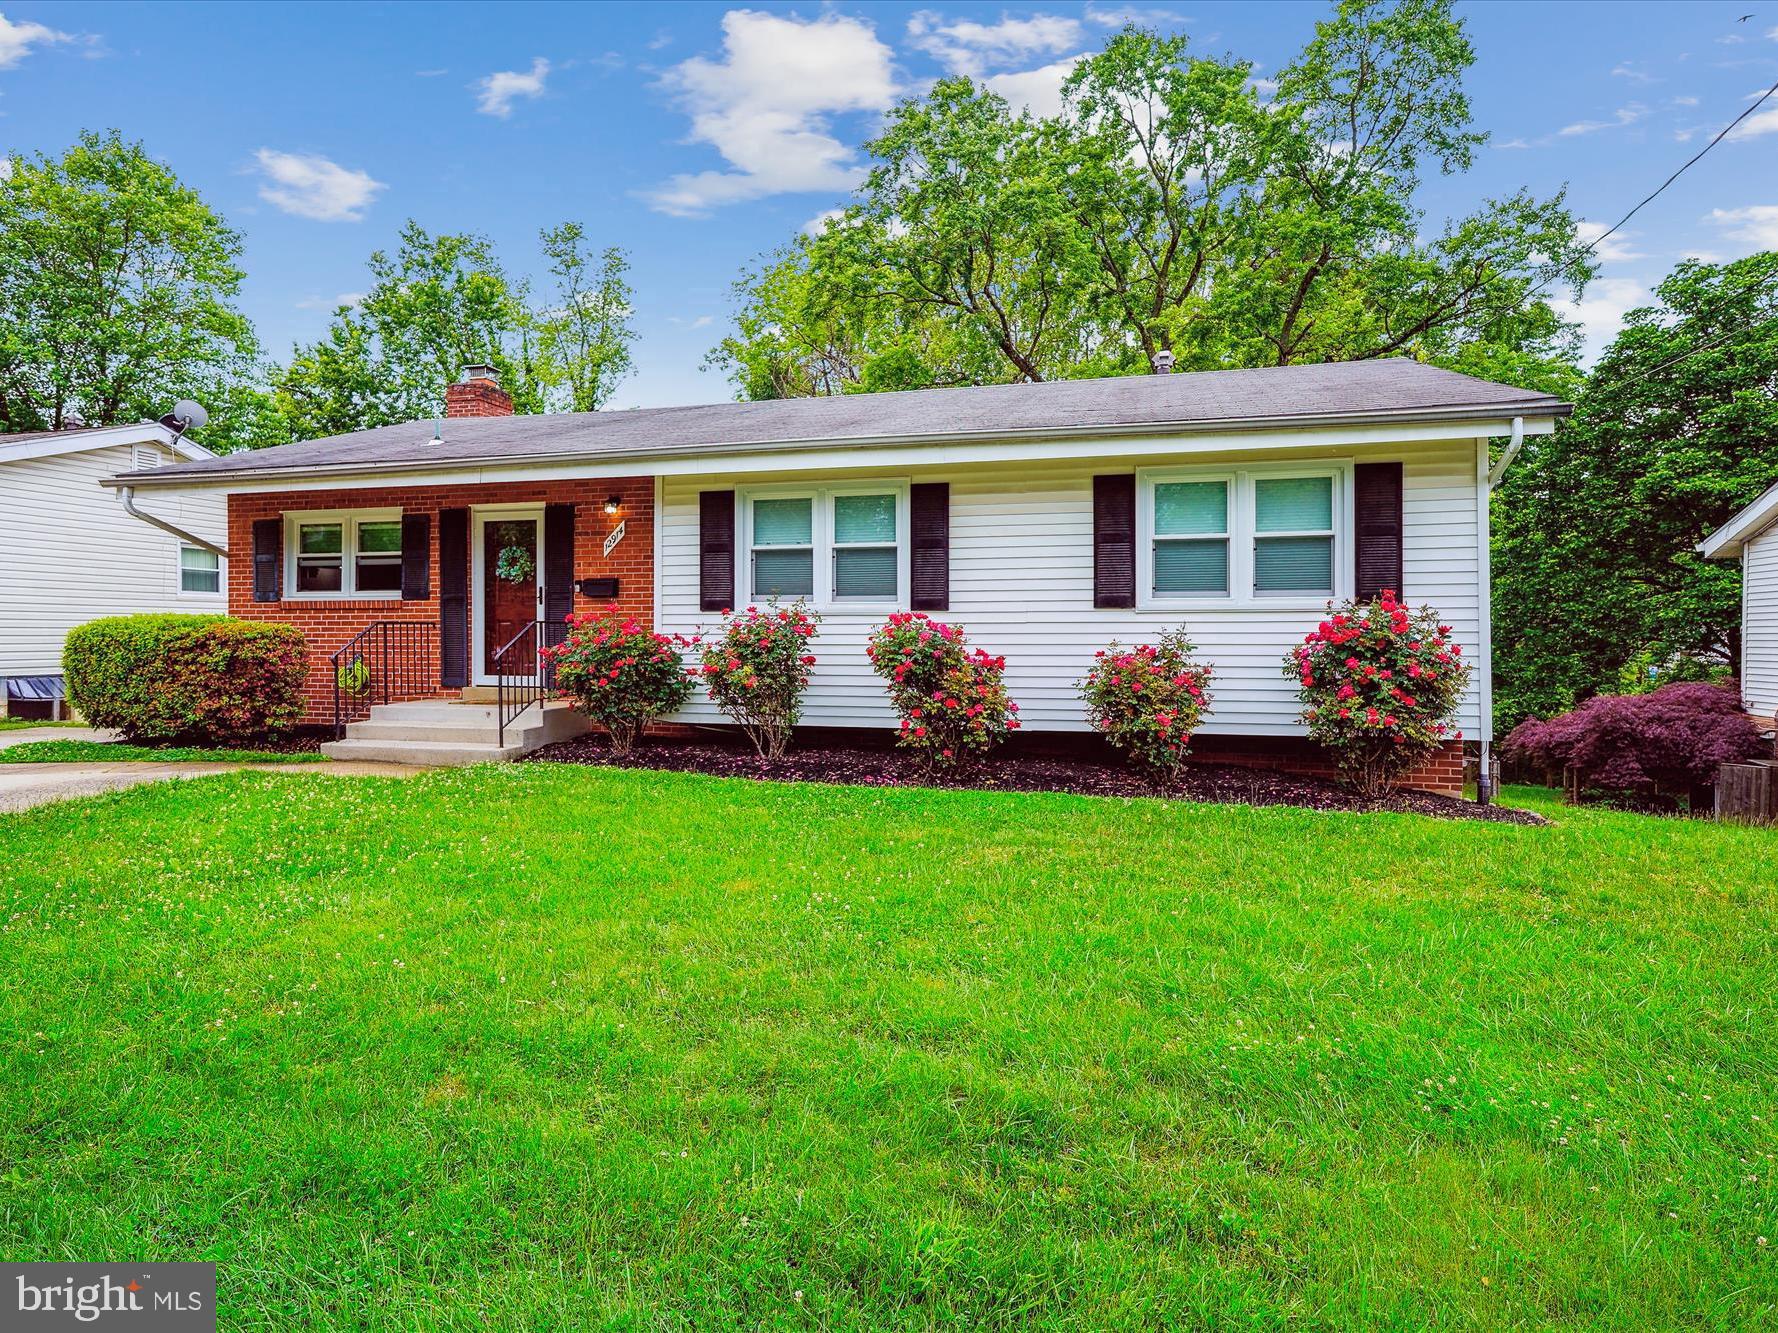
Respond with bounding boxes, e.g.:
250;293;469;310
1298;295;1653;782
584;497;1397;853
320;698;589;766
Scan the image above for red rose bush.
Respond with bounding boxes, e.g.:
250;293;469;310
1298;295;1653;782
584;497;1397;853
545;606;692;754
1079;629;1213;776
865;612;1018;768
1284;591;1471;798
687;602;820;759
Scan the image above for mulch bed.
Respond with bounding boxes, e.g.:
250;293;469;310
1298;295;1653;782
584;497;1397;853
525;735;1546;825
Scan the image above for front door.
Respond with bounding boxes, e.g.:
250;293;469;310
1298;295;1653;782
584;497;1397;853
474;509;544;682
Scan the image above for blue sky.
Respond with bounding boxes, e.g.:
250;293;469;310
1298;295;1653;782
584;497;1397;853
2;1;1776;410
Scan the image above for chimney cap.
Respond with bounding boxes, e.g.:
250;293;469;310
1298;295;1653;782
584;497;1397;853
460;363;499;385
1151;350;1175;375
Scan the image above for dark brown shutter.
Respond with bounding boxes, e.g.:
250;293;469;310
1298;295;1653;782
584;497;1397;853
1353;462;1404;602
438;508;470;688
909;482;950;611
251;517;281;602
400;513;431;600
1092;474;1137;609
699;490;736;612
544;503;575;624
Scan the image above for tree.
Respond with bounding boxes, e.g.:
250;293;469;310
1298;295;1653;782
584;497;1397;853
1492;253;1778;734
272;221;636;438
0;130;262;449
710;1;1593;399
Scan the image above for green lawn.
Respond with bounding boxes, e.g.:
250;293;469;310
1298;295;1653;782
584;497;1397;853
2;766;1774;1329
0;740;321;764
0;717;86;731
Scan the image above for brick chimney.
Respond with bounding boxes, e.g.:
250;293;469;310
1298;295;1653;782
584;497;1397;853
445;363;513;418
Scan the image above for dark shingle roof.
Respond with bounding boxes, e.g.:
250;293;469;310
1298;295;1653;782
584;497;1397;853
117;360;1568;487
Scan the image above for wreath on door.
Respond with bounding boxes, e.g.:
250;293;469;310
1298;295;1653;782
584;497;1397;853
492;523;535;584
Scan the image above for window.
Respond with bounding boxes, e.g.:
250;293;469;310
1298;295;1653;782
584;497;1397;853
1152;479;1230;596
285;510;404;598
354;519;404;592
1140;467;1346;606
742;485;906;608
1252;476;1335;595
179;545;220;594
750;497;815;598
832;493;899;599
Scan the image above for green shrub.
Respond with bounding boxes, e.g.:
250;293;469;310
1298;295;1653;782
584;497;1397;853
64;614;308;744
865;612;1019;769
545;606;692;754
1079;629;1213;777
686;602;820;760
1284;592;1471;798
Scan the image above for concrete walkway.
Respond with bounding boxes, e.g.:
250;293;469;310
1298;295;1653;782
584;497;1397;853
0;725;115;749
0;755;425;814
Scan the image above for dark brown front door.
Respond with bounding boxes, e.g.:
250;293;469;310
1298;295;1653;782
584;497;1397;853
483;517;540;676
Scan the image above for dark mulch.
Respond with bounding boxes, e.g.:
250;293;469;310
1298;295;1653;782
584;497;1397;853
524;735;1546;825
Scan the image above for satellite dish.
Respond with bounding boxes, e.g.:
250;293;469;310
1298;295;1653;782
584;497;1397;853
172;399;209;430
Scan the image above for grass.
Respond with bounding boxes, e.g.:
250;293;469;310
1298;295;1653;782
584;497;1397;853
0;740;321;764
0;717;87;731
1;765;1774;1330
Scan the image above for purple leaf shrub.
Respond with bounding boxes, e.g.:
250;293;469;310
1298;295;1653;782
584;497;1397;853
1504;681;1768;796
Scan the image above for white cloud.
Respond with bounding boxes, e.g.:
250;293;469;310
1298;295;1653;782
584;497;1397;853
984;55;1086;119
475;57;549;118
1495;136;1531;150
645;11;897;217
802;206;846;236
1575;220;1644;264
1673;94;1700;106
295;291;365;311
1084;3;1189;26
253;150;386;222
1707;203;1778;251
1555;277;1649;363
0;11;73;69
1557;103;1647;136
1726;88;1778;140
1768;24;1778;40
906;11;1083;76
1610;61;1659;84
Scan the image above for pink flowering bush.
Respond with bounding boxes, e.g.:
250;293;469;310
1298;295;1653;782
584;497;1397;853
1284;591;1471;798
1079;629;1213;776
865;612;1019;768
687;602;820;759
1504;681;1765;805
545;606;692;754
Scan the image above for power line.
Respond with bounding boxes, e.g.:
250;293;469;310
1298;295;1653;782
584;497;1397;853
1582;76;1778;261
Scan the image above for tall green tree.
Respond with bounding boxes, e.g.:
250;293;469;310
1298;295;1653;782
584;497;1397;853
710;0;1593;398
1493;253;1778;733
0;130;263;448
273;221;636;439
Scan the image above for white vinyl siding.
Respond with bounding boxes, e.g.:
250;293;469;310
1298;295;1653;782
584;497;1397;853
656;440;1484;737
1742;526;1778;721
0;441;226;676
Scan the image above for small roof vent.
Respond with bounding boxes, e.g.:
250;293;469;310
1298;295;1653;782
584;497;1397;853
460;363;498;385
1151;350;1175;375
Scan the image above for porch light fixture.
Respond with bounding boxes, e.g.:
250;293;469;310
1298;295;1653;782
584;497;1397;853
603;495;622;515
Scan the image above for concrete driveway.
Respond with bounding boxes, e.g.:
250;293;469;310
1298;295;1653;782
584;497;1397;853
0;727;424;813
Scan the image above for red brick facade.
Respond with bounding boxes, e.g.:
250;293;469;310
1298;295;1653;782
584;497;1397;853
444;379;513;418
227;478;654;725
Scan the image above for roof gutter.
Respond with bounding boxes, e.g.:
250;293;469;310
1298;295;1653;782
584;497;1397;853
1486;417;1525;490
104;401;1569;491
117;484;227;558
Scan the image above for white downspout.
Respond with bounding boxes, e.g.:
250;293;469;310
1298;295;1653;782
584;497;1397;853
1474;416;1520;805
117;484;227;558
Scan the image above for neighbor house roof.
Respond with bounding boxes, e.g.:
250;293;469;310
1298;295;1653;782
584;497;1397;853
0;420;214;467
110;359;1569;490
1701;481;1778;559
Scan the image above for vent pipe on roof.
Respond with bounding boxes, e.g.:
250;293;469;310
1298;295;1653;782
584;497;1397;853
1151;350;1175;375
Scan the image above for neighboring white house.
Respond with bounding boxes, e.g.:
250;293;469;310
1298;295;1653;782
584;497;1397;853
0;422;226;718
1702;481;1778;728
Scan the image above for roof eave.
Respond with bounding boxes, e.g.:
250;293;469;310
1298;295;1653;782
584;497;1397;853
105;399;1570;490
1700;481;1778;558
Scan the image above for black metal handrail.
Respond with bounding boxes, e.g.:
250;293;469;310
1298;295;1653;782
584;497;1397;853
494;619;568;746
330;620;437;738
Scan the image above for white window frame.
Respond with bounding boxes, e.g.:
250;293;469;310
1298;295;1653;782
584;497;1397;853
738;481;911;613
177;543;224;597
1137;462;1353;610
283;508;404;601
